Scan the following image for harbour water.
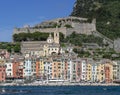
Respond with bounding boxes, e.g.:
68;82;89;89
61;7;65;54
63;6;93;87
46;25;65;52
0;86;120;95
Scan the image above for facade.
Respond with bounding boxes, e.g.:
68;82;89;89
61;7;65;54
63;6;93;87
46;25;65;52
63;59;69;80
36;60;40;78
70;59;77;82
13;61;20;79
104;61;113;83
86;63;92;82
52;59;62;79
31;58;37;78
76;59;81;82
112;61;118;81
5;62;13;78
18;61;24;79
97;63;105;83
21;29;60;57
43;60;52;80
0;64;6;82
116;61;120;80
23;58;32;79
81;59;87;81
91;63;97;82
0;49;10;59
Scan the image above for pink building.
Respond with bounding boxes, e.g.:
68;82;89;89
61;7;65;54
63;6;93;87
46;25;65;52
76;60;81;82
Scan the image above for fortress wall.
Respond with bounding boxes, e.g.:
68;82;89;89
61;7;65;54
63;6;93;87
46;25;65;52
66;22;96;35
14;27;67;36
13;22;96;37
13;28;29;34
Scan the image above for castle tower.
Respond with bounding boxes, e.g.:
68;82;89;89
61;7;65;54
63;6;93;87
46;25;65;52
47;33;53;43
54;26;59;44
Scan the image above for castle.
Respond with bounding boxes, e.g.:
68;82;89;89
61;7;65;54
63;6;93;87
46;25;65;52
13;16;96;37
21;27;61;57
13;16;120;52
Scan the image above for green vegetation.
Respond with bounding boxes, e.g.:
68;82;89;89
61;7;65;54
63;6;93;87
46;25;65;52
0;42;20;53
71;0;120;40
65;32;120;59
63;32;103;46
64;24;72;28
33;23;61;29
13;32;64;42
13;32;49;42
73;48;91;57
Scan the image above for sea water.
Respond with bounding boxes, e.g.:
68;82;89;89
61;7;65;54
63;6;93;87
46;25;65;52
0;86;120;95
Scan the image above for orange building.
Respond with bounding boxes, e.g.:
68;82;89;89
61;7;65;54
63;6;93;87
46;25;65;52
104;62;113;83
18;62;24;79
36;58;44;79
0;64;6;82
13;61;23;79
52;61;62;79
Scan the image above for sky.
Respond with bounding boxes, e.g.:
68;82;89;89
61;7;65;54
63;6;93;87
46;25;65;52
0;0;75;42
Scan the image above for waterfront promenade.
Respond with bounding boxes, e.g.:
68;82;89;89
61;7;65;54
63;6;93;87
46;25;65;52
0;82;120;86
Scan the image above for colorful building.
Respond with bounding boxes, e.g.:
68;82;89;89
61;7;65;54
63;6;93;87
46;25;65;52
63;59;69;80
104;61;113;83
76;59;81;82
81;59;87;81
97;62;105;83
86;63;92;82
70;59;77;82
0;64;6;82
52;59;62;79
23;58;32;79
43;60;52;80
36;58;45;79
91;63;97;82
5;62;13;78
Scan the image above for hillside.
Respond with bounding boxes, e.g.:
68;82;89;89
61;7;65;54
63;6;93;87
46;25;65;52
71;0;120;40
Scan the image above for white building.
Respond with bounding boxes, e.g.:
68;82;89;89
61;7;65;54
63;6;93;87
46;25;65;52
43;60;52;80
81;59;87;81
23;58;32;79
5;62;13;78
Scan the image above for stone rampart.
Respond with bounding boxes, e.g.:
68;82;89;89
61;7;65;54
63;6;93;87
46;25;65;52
13;22;96;37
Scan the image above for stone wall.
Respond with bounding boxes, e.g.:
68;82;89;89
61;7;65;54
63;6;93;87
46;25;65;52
114;39;120;52
13;23;96;37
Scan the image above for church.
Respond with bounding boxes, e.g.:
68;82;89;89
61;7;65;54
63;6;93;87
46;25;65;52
21;28;61;57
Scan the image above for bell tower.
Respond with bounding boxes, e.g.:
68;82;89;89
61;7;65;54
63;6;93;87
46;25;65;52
54;26;59;44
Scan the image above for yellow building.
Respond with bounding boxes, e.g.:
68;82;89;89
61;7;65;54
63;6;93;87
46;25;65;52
0;55;6;64
36;58;44;78
40;59;44;76
86;63;92;81
97;63;105;82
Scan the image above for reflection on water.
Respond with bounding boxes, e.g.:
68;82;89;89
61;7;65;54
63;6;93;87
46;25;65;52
0;88;31;94
0;86;120;95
